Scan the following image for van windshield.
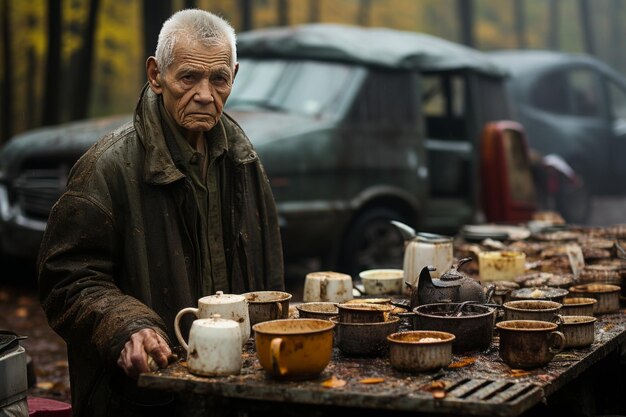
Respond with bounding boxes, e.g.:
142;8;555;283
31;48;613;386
227;58;359;119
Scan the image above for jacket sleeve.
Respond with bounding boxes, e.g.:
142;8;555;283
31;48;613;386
37;190;168;366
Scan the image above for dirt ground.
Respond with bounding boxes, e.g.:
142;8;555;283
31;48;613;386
0;260;71;404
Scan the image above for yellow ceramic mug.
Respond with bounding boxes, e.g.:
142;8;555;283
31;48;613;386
253;319;335;380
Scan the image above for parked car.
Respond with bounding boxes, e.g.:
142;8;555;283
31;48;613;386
489;50;626;223
0;24;537;276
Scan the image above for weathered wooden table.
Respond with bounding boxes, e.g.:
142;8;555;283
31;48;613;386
139;311;626;417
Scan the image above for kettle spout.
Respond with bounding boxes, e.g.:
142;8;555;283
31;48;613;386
390;220;416;240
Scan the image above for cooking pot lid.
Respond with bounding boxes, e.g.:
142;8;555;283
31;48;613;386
462;225;530;242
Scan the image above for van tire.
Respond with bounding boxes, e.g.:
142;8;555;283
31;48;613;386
338;207;408;278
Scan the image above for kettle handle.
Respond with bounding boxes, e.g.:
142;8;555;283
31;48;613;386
174;307;199;350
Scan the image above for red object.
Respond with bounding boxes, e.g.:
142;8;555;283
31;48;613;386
27;397;72;417
480;120;537;223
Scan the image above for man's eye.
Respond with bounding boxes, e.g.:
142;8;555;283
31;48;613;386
181;74;195;82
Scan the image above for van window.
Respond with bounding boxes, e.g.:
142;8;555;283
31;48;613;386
227;59;359;120
531;68;601;117
422;73;471;198
423;73;467;140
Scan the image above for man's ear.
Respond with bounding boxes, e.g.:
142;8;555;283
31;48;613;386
146;57;163;94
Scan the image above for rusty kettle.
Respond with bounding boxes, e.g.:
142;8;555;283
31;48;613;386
406;258;487;308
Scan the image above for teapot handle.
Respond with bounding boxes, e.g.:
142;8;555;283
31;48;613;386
174;307;199;350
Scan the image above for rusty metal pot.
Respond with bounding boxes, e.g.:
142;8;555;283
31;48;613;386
336;303;393;323
502;300;562;323
496;320;565;369
560;315;596;348
561;297;597;317
568;284;621;314
387;331;455;372
330;316;399;356
509;287;569;303
295;302;338;320
412;303;495;353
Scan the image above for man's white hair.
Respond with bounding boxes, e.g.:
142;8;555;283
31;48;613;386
155;9;237;72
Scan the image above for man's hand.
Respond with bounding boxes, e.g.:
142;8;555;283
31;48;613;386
117;328;172;379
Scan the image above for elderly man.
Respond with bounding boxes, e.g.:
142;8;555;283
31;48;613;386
38;9;284;417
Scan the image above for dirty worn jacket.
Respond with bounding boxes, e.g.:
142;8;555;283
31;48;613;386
37;85;284;417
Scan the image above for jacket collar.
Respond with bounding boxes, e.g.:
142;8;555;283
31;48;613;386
134;84;258;185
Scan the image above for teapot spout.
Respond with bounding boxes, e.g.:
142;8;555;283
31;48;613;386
390;220;416;240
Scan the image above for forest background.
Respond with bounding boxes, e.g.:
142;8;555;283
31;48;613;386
1;0;625;145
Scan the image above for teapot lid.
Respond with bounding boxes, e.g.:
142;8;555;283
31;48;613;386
415;232;452;243
201;291;245;304
197;314;240;329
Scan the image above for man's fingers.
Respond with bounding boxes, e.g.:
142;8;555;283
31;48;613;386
116;328;171;378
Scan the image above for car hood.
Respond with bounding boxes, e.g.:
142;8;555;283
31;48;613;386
0;111;329;176
0;115;132;175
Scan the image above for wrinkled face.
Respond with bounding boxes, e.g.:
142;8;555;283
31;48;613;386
148;39;236;133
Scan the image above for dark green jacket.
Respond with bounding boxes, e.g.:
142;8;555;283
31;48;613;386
37;85;284;417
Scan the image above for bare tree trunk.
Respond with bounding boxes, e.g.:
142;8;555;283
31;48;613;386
27;48;37;128
357;0;371;26
69;0;100;121
457;0;475;47
142;0;172;61
547;0;560;50
513;0;526;48
579;0;595;55
309;0;320;22
278;0;288;26
42;0;62;126
240;0;253;31
1;0;12;143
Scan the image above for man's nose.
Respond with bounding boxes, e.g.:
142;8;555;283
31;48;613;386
194;79;214;103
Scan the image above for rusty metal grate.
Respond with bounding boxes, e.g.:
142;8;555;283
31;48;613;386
446;378;537;403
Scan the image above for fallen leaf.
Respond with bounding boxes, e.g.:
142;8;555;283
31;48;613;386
431;389;447;399
358;377;384;384
447;357;476;368
423;380;448;399
15;307;28;318
508;369;530;377
429;380;446;390
321;376;347;388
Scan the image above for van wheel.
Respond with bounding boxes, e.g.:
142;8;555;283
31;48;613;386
555;178;592;224
338;208;407;278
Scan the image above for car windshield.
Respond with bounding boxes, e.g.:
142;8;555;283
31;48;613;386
227;58;359;119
